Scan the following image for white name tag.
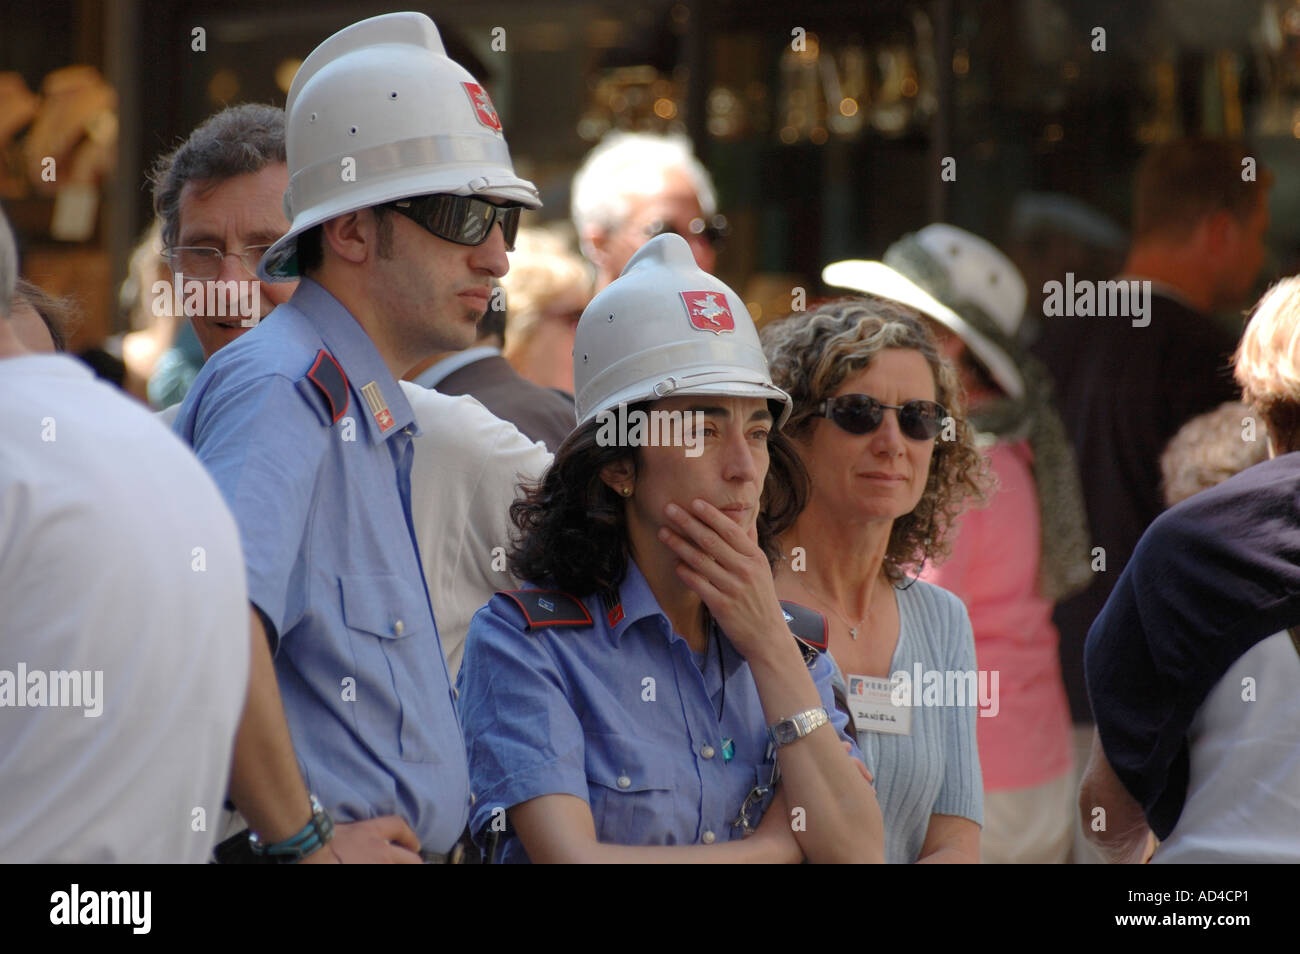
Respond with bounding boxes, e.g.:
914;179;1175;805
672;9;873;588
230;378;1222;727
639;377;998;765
846;673;911;736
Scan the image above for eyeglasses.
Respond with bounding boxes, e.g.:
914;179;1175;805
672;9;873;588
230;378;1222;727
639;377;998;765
161;245;273;280
643;214;730;248
387;194;522;251
817;394;948;441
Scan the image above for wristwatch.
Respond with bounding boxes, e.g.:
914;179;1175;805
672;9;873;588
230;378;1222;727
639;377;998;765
767;706;830;747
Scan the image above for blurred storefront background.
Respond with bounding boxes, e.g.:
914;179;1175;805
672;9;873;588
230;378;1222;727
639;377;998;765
2;0;1298;354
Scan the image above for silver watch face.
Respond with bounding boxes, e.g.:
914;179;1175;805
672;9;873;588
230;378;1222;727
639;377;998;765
772;720;799;745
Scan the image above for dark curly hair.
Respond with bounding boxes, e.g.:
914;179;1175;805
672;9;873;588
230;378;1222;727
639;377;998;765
509;400;809;597
761;295;989;583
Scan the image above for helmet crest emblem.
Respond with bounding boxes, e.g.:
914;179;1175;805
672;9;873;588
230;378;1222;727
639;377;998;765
462;82;502;132
680;291;735;334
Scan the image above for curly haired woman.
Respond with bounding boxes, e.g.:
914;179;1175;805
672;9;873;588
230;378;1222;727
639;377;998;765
763;294;989;863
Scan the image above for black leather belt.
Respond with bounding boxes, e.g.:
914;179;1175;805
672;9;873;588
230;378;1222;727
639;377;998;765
424;829;482;864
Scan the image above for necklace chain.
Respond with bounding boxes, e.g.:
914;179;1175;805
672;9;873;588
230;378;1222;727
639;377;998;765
789;575;870;639
712;623;726;721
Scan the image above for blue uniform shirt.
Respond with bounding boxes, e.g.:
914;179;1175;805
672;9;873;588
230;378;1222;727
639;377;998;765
175;278;470;852
457;558;860;862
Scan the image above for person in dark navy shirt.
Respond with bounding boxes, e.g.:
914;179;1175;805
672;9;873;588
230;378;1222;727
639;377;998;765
1081;277;1300;863
1040;140;1273;729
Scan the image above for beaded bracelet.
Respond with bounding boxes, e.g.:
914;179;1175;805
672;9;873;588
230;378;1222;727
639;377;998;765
248;794;335;863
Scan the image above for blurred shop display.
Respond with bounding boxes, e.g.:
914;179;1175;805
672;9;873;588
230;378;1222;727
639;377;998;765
578;65;689;138
575;7;939;146
770;12;937;145
1257;0;1300;137
1;65;117;240
2;0;1298;355
1;63;118;354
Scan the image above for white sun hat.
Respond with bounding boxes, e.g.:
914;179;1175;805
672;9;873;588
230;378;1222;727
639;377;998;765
821;257;1025;400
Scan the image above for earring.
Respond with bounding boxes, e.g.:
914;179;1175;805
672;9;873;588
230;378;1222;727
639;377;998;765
621;486;633;497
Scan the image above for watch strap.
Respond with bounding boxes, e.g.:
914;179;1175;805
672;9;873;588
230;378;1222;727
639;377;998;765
767;706;830;747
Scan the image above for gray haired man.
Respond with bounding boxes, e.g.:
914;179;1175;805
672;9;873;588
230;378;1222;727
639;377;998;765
148;103;296;413
571;131;725;289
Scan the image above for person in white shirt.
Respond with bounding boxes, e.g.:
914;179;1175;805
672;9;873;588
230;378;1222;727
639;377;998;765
401;381;551;675
0;211;249;862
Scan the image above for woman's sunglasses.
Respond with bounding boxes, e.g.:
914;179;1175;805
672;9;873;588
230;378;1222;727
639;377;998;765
817;394;948;441
387;194;522;251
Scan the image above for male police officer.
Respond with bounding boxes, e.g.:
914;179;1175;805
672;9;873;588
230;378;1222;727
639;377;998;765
151;102;548;679
176;12;540;862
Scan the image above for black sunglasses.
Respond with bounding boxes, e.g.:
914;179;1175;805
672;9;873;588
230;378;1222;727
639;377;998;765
817;394;948;441
387;195;522;251
644;214;730;247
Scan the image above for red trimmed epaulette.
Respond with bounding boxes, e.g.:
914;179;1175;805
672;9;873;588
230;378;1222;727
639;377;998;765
498;590;594;631
305;349;349;424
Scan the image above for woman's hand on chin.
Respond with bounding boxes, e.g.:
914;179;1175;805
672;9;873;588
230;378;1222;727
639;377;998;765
657;498;793;664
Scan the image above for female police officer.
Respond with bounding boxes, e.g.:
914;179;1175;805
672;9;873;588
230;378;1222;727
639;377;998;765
456;234;884;862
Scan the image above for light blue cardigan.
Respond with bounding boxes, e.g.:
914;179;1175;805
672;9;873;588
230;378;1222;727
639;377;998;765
831;578;984;864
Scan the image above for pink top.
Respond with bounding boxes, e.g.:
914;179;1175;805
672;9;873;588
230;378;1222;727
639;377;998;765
920;439;1073;791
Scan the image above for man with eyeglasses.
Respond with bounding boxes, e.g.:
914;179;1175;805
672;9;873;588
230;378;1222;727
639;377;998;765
572;131;727;290
149;103;296;419
173;12;542;863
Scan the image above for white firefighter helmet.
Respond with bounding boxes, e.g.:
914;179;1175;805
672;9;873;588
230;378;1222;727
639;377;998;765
259;12;541;281
573;232;792;429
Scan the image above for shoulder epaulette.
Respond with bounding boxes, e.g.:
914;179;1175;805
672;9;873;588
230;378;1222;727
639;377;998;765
780;599;829;666
303;349;349;425
497;589;594;631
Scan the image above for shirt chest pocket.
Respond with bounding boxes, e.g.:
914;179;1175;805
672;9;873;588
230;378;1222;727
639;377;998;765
583;732;688;847
339;573;444;762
